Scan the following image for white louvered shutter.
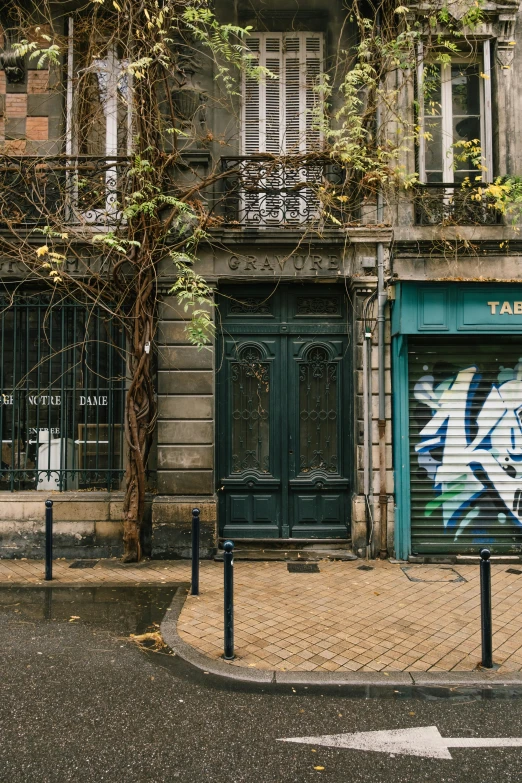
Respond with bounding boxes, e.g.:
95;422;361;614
283;33;323;154
241;32;323;224
243;37;262;155
304;34;323;152
242;35;284;155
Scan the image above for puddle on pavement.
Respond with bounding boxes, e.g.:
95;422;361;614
1;586;522;702
0;584;181;636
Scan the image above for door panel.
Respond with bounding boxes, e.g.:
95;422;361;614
217;286;351;539
288;337;349;537
220;334;280;539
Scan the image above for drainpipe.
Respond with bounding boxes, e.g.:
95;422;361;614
362;308;374;558
377;242;388;559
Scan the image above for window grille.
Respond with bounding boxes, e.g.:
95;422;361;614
0;294;126;491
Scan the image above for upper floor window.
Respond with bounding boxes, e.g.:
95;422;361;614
231;32;327;227
418;44;492;184
242;32;324;155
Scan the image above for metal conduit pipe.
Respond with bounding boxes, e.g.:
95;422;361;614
377;242;388;559
362;306;375;558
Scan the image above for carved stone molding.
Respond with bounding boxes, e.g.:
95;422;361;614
496;43;516;68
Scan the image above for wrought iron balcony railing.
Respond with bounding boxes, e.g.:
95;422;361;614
0;155;131;227
414;183;502;226
220;156;354;228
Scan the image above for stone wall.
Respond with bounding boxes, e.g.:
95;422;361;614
351;283;394;557
0;492;151;559
152;293;217;558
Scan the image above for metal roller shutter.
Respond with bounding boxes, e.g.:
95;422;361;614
409;337;522;554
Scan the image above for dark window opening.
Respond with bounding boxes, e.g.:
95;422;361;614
0;294;126;491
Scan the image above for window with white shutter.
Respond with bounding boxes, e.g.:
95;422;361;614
242;32;324;155
240;32;324;226
418;46;492;184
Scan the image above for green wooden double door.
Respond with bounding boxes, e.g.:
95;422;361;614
217;285;351;540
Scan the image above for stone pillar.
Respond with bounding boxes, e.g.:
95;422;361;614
351;279;394;557
151;293;216;558
495;18;519;176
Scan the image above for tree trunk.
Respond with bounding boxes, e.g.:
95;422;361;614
122;267;156;562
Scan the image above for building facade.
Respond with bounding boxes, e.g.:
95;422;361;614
1;0;521;561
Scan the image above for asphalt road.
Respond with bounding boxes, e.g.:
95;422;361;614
1;585;522;783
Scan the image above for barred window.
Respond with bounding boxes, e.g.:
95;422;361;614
0;294;126;491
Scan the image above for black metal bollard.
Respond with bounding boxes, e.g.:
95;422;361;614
191;508;200;596
223;540;235;660
480;547;493;669
45;499;53;581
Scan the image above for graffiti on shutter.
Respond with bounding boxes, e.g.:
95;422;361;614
409;340;522;553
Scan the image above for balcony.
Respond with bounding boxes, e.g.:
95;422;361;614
414;183;502;226
0;155;130;228
219;156;355;228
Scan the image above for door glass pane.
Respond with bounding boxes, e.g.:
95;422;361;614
231;347;270;473
299;346;338;473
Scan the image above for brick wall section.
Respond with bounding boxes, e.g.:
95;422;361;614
3;140;26;154
0;60;52;151
26;116;49;140
5;94;27;118
28;70;50;94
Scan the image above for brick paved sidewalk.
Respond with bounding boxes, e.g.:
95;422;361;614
0;557;192;585
177;560;522;674
2;557;522;674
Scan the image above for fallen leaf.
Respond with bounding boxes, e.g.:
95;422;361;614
409;711;415;716
314;766;325;771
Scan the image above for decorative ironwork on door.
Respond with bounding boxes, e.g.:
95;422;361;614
231;346;270;473
298;346;338;474
217;285;351;540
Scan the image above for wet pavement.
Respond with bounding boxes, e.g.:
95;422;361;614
1;586;522;782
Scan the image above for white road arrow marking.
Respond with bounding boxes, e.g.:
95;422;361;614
279;726;522;760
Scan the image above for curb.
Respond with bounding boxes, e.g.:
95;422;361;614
160;586;522;691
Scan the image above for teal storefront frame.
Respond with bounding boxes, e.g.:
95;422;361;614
392;282;522;560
